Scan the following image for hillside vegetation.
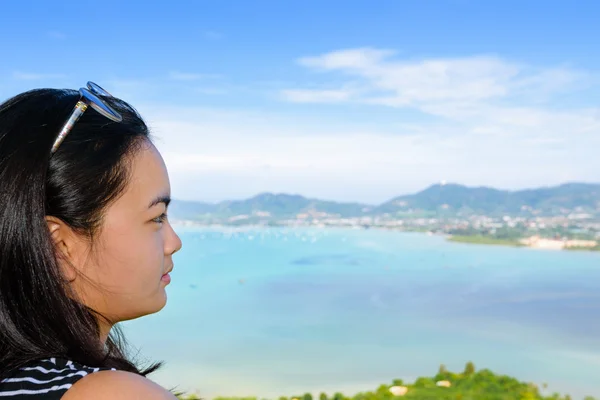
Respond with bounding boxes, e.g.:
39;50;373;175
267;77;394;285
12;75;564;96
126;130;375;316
177;362;597;400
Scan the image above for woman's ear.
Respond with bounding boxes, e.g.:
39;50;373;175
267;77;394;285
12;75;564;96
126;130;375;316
46;216;71;256
45;216;79;282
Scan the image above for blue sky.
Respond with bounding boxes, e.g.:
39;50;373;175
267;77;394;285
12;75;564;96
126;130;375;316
1;0;599;203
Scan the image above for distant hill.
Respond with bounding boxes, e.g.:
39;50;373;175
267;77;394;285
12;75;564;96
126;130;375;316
376;182;600;216
167;199;217;220
169;182;600;220
169;192;371;220
178;362;585;400
213;192;370;218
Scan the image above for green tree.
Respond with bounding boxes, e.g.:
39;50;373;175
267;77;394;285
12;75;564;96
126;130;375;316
413;377;435;388
319;393;327;400
391;379;404;386
302;393;313;400
374;384;390;398
464;361;476;376
438;364;448;375
332;393;344;400
521;392;536;400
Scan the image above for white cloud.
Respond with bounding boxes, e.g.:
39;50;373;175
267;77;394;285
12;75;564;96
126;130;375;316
12;71;66;81
47;31;66;39
194;87;228;95
280;88;354;103
168;71;223;81
283;48;597;128
277;49;600;177
204;31;222;40
103;48;600;203
296;50;520;103
137;102;600;203
298;48;395;70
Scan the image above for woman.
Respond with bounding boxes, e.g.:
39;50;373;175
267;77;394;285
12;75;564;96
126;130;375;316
0;83;183;399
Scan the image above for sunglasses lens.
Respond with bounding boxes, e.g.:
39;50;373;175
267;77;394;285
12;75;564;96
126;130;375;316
87;82;113;97
79;88;123;122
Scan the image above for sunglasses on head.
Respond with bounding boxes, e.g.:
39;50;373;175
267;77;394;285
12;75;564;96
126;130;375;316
51;82;122;154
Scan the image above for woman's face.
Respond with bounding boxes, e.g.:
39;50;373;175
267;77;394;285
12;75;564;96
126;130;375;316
66;140;182;324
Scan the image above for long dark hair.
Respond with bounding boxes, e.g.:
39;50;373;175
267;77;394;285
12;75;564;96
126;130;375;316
0;88;162;380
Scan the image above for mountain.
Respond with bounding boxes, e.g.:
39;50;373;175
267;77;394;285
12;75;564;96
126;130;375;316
213;193;370;217
376;182;600;215
375;184;508;215
169;192;371;220
167;199;217;220
168;182;600;221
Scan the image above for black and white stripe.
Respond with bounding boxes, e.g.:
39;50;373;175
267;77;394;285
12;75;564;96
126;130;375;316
0;358;115;398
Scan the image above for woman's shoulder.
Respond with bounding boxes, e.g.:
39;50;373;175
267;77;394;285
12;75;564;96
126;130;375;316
1;358;175;399
61;368;177;399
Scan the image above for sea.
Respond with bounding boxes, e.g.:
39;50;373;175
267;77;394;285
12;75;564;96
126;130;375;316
121;226;600;399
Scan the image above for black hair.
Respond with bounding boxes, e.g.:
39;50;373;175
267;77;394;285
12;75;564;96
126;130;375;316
0;88;162;381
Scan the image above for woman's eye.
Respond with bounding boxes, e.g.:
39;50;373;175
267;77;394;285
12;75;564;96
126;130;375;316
152;213;168;224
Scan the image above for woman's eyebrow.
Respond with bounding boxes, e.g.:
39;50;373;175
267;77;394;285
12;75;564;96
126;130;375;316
148;195;171;209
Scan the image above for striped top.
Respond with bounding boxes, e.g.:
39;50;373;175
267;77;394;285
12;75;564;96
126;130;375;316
0;358;116;399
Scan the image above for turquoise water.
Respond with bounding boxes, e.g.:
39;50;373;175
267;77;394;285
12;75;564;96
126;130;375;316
121;226;600;399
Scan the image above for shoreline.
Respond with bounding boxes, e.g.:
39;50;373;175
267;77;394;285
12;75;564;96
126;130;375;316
446;234;524;247
447;234;599;252
170;221;599;252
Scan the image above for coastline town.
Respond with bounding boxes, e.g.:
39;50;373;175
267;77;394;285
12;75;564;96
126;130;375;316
174;208;600;251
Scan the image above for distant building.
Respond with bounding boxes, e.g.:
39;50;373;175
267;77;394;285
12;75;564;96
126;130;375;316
389;386;408;396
